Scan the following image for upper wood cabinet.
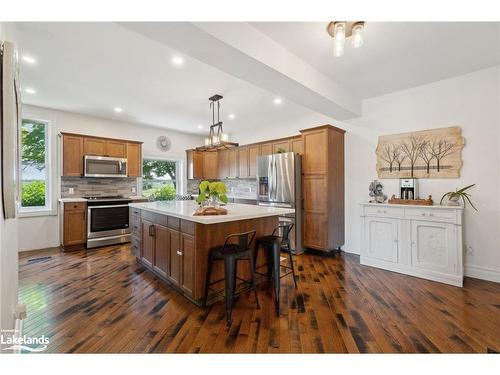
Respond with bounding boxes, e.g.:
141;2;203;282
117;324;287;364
273;139;291;154
238;147;249;178
187;150;203;180
202;152;219;180
127;143;142;177
248;145;259;178
290;137;304;155
300;125;345;252
228;149;239;178
61;133;143;177
83;137;106;156
218;149;230;179
105;140;127;158
260;142;273;156
62;134;84;177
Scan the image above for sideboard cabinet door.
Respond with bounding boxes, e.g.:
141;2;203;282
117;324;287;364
365;217;399;263
410;220;456;274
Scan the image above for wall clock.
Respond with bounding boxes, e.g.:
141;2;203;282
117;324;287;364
156;136;171;152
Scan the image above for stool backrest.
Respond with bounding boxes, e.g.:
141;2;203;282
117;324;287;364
223;230;256;252
272;223;294;242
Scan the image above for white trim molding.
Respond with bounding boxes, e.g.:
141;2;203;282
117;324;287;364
465;265;500;284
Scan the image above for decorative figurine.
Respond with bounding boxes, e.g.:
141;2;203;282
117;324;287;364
369;180;387;203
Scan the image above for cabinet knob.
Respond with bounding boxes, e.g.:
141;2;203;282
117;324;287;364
176;250;182;256
429;213;434;217
421;213;426;216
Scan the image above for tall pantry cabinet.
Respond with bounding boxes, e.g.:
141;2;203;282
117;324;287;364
300;125;345;252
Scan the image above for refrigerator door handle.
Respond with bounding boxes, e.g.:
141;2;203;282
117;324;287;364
273;158;278;200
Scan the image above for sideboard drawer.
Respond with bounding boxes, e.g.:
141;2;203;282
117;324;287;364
404;207;457;222
364;206;403;217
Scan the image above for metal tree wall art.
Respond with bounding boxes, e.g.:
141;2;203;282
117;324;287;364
376;127;465;179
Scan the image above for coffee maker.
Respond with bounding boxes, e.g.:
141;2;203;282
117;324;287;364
400;178;418;200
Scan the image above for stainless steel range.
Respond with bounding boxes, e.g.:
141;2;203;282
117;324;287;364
85;196;132;248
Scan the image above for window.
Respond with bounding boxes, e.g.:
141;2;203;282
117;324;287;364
19;118;55;215
142;158;182;201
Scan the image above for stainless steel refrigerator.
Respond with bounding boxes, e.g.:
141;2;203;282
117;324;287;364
256;152;302;253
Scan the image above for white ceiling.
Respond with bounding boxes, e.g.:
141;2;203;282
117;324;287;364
252;22;500;99
10;22;500;136
10;22;317;135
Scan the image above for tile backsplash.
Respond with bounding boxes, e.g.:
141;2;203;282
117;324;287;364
187;178;257;199
61;177;138;198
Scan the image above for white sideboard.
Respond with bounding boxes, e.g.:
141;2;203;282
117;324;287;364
359;203;464;287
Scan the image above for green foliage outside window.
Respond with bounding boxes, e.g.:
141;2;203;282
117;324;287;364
143;184;176;201
21;180;46;207
142;159;178;201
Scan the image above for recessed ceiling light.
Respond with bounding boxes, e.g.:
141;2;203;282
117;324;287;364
228;114;236;120
197;125;203;129
172;56;184;66
21;55;37;65
273;97;283;105
24;87;36;94
114;107;123;113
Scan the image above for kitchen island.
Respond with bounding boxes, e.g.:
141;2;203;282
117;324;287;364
129;201;294;306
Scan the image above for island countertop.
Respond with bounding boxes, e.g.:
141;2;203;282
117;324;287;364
129;200;294;224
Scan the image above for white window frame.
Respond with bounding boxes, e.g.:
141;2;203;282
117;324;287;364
17;115;57;217
140;156;184;196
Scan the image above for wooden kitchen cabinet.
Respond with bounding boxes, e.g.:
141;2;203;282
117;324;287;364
126;142;142;177
273;139;290;154
187;150;204;179
218;149;230;179
152;224;170;279
105;140;127;158
290;136;304;155
62;134;84;176
202;151;219;180
300;125;345;252
228;149;239;178
238;147;249;178
141;219;155;267
248;145;259;178
180;233;195;295
260;142;273;156
83;137;106;156
62;202;87;249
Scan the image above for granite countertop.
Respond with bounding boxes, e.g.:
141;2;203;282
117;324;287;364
130;200;294;224
59;196;148;203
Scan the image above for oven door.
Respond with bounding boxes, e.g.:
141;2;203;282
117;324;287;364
87;204;130;239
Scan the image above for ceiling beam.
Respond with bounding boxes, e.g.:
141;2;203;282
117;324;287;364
119;22;361;120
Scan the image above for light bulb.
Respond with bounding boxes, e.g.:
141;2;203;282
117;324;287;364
204;137;211;146
334;22;346;43
351;23;364;48
333;40;344;57
221;133;229;142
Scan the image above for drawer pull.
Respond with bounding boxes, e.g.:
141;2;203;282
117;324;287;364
176;250;182;256
421;213;426;216
429;213;434;217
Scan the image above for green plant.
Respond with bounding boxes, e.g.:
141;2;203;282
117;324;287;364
440;184;477;210
21;180;46;207
276;147;286;153
196;181;228;205
143;184;176;201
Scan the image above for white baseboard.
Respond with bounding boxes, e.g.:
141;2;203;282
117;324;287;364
465;265;500;283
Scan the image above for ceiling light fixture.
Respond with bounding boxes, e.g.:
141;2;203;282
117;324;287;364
24;87;36;94
197;125;203;129
114;107;123;113
172;56;184;66
196;94;238;151
327;21;365;57
273;97;283;105
21;55;37;65
228;113;236;120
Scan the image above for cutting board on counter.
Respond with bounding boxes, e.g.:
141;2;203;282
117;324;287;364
193;206;228;216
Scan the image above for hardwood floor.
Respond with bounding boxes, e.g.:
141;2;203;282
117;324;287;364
19;245;500;353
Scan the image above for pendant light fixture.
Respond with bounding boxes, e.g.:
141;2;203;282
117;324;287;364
327;21;365;57
196;94;238;151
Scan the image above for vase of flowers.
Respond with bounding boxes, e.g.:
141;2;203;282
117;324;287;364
196;181;229;208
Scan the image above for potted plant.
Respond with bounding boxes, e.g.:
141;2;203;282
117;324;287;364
440;184;477;210
196;180;229;208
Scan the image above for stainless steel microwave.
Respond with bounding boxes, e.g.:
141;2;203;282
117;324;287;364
84;155;128;178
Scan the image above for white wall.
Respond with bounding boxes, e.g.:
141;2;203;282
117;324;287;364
0;22;19;335
235;66;500;283
18;105;203;252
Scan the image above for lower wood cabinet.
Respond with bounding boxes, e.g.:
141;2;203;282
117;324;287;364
180;233;195;295
62;202;87;250
140;219;155;267
167;228;181;286
360;203;464;287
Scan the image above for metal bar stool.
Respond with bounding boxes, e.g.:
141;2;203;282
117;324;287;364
255;223;298;315
203;230;260;326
